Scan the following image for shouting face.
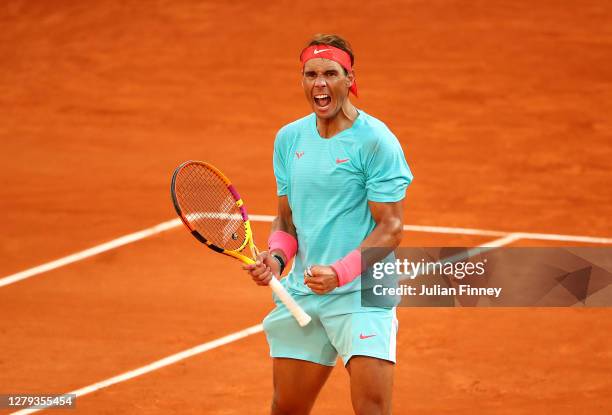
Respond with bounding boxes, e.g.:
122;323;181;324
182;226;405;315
302;58;354;120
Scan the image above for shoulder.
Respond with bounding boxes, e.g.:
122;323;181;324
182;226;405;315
275;113;314;143
357;111;393;133
354;111;402;153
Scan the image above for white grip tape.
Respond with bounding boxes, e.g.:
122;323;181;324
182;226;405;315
269;276;312;327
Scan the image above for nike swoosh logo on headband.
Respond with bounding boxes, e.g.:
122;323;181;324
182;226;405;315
313;49;331;54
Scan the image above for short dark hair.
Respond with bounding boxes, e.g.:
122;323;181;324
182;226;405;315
306;34;355;68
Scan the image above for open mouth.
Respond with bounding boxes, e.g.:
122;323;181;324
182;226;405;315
313;94;331;108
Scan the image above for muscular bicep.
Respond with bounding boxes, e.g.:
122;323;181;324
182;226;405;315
364;199;404;248
368;199;404;227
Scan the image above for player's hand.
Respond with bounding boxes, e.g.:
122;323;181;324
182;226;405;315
242;251;280;286
304;265;339;294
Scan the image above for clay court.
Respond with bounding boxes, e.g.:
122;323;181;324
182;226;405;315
1;1;612;413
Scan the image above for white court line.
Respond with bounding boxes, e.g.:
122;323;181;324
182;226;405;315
403;225;612;244
1;215;611;288
0;219;182;288
10;234;520;414
512;231;612;244
398;234;523;283
10;324;264;414
404;224;507;237
256;215;612;243
477;233;523;248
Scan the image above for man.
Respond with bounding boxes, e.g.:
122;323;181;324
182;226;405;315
243;34;413;415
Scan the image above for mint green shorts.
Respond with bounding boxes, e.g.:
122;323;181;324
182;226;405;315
263;290;398;366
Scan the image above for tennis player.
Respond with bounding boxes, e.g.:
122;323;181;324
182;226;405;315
243;34;413;415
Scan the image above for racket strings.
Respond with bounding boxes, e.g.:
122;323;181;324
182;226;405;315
175;164;246;251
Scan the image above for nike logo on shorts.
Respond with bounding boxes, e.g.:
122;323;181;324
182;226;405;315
336;158;349;164
359;333;377;339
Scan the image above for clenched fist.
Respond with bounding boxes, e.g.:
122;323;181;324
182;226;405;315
304;265;339;294
242;251;281;286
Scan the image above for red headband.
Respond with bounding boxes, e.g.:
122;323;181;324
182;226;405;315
300;45;358;97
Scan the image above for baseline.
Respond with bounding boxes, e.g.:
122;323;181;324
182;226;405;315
2;215;610;288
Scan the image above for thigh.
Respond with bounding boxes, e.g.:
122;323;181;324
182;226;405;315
272;358;334;415
263;294;338;366
346;356;394;415
320;295;398;366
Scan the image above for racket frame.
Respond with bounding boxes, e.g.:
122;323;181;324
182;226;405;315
171;160;257;264
170;160;311;327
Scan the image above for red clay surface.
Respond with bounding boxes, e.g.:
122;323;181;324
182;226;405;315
1;1;611;414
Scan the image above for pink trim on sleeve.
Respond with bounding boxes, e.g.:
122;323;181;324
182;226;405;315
331;249;362;287
267;230;298;261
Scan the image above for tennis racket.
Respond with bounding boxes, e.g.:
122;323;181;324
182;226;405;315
170;160;311;327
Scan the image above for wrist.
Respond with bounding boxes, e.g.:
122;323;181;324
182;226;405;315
270;252;286;275
269;249;287;264
331;268;340;288
331;249;362;287
268;230;298;262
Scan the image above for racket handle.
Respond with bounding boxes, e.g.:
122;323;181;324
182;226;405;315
269;276;312;327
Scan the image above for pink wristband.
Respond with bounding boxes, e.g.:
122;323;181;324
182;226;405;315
268;230;298;261
331;249;362;287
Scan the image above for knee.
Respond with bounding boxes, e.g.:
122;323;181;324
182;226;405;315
271;392;312;415
352;392;389;415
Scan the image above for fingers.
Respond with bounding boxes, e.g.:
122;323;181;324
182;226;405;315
256;251;270;263
304;265;339;294
304;272;327;295
243;256;273;286
305;279;327;295
253;266;273;286
251;263;273;286
304;266;319;284
303;265;315;279
304;277;323;289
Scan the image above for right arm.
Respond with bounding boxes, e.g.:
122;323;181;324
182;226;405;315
242;196;296;286
269;196;296;265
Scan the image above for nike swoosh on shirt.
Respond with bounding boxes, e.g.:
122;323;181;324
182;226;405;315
359;333;377;340
336;158;350;164
314;49;331;54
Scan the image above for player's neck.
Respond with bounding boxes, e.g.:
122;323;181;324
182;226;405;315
316;100;358;138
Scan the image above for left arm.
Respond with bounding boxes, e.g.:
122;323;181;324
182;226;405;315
362;199;404;249
304;199;404;294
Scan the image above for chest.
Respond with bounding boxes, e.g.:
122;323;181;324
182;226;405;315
287;137;365;195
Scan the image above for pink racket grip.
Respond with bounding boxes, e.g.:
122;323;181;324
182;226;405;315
269;276;311;327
